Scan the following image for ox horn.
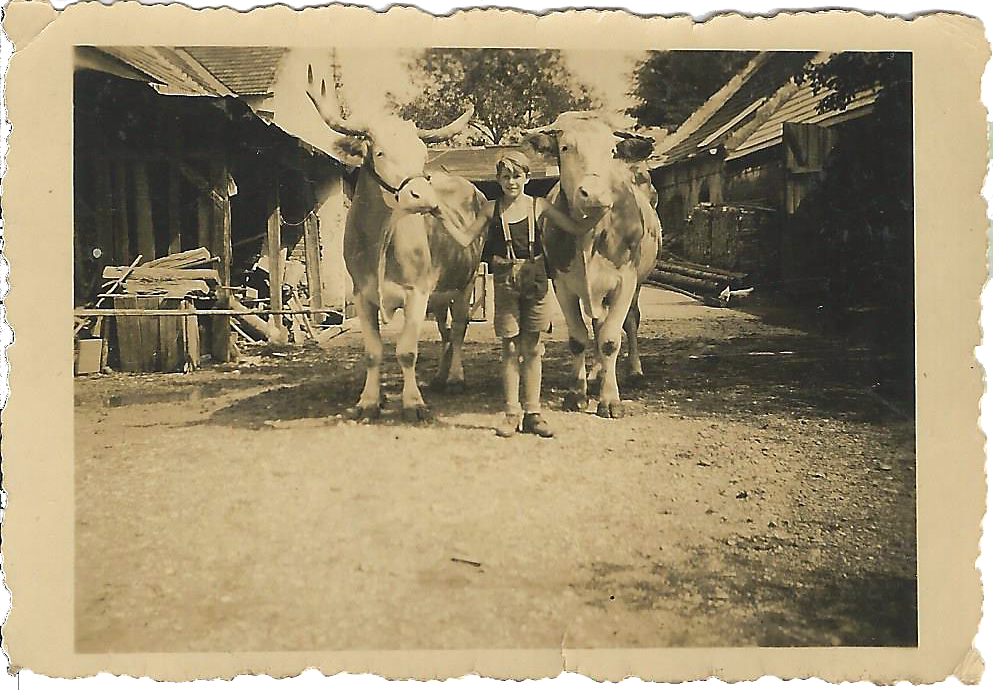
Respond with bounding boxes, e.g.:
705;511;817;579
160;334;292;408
416;105;475;143
613;130;654;142
306;64;369;138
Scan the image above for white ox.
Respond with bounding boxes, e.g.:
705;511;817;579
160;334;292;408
307;68;486;421
527;112;662;418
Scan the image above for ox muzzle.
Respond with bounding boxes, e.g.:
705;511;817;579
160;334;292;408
573;174;613;215
369;165;440;214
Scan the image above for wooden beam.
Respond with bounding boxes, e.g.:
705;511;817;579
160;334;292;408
76;307;349;317
102;266;220;282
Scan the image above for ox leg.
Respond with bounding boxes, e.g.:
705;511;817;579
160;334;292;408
596;279;639;419
444;285;472;393
556;289;590;412
429;304;453;392
624;286;646;387
397;288;431;423
587;318;604;398
350;297;384;420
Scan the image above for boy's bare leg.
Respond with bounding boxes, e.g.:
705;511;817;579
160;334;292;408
501;337;522;413
496;336;523;437
520;331;553;437
520;331;542;414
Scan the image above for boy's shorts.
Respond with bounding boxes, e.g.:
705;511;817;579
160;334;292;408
492;258;552;339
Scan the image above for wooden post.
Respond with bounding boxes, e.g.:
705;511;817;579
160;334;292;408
94;156;114;273
168;167;182;254
167;115;183;255
196;186;211;251
211;287;233;363
267;175;288;343
302;182;324;311
210;160;233;287
133;162;156;262
113;160;131;264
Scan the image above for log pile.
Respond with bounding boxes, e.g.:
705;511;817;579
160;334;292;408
647;257;752;306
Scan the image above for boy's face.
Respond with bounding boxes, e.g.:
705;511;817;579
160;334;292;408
497;166;528;198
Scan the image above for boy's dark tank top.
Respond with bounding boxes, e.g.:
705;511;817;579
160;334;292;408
481;196;544;263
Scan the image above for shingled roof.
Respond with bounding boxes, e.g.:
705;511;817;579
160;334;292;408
92;46;287;98
726;83;879;161
182;47;287;97
651;51;882;169
656;51;817;166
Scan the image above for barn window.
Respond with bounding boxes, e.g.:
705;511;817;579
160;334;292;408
698;180;711;204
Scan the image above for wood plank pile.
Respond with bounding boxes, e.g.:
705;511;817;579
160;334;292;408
74;247;350;376
101;248;220;299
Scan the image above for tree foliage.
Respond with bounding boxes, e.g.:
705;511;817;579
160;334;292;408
394;49;598;146
797;52;912;117
626;51;756;130
790;52;914;371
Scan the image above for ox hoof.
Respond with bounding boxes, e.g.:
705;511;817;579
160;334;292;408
445;380;467;394
346;405;382;421
596;401;626;419
402;405;432;423
563;392;587;412
627;372;647;388
428;378;447;393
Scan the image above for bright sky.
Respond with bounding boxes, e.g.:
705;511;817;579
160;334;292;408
561;49;648;123
326;48;647;127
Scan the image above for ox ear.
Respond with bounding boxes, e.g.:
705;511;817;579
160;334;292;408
614;135;655;162
526;132;558;155
330;135;369;168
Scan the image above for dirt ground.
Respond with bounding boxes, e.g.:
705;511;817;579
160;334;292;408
74;287;916;652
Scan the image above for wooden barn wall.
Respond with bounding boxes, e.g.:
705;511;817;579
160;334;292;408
652;157;723;253
724;149;784;210
74;71;239;305
73;70;347;310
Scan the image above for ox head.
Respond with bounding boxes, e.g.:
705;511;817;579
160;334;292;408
306;65;473;214
526;112;656;216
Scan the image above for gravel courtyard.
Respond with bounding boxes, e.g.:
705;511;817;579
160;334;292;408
74;287;916;651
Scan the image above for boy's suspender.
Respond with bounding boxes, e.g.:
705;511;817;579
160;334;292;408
499;197;537;261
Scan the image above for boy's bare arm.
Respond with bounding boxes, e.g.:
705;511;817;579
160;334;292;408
440;200;496;247
538;198;606;236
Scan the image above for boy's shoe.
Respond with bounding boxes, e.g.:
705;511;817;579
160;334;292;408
522;413;554;438
495;412;521;438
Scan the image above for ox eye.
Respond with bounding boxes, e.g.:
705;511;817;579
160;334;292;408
375;151;384;158
560;145;569;152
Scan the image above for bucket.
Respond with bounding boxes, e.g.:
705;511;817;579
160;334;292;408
75;338;103;375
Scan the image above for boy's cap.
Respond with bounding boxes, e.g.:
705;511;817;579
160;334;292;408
496;150;531;173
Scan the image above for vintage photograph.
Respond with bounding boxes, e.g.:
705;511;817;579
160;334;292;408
69;43;918;652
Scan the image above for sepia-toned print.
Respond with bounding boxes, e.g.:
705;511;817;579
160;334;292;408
71;45;916;652
2;4;987;684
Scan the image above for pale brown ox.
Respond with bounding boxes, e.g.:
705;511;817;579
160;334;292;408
527;112;662;418
307;68;486;421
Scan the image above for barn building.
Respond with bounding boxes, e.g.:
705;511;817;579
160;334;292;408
649;51;885;294
73;46;352;320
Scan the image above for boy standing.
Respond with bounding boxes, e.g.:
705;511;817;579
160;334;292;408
449;151;604;437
